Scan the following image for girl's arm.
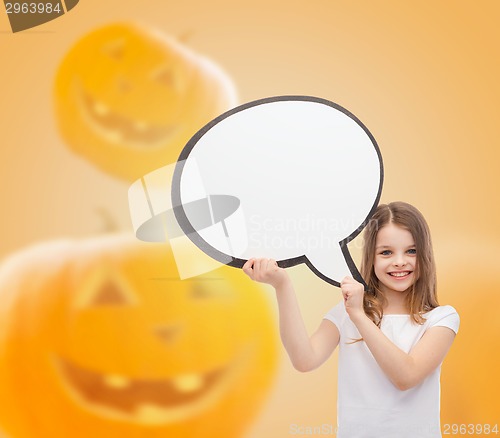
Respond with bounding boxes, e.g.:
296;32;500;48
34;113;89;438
341;276;457;391
243;258;340;372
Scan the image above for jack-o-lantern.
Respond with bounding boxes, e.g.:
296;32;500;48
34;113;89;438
54;22;237;181
0;235;278;437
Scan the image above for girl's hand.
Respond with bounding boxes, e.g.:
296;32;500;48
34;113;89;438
340;276;366;322
242;258;289;289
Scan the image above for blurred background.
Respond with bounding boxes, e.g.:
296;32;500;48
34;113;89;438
0;1;499;436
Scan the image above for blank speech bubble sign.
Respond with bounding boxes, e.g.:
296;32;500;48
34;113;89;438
172;96;383;287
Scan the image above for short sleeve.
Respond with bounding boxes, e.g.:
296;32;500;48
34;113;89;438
428;305;460;334
323;300;347;331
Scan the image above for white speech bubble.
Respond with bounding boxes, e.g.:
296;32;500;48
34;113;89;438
171;96;383;286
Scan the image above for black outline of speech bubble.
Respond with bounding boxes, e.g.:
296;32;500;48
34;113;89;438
172;95;384;288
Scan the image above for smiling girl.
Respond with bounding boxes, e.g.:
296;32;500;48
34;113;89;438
243;202;459;438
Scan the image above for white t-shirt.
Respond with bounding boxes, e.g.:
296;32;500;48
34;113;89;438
323;302;460;438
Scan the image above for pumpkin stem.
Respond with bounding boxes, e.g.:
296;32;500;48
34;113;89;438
177;30;195;43
95;207;120;232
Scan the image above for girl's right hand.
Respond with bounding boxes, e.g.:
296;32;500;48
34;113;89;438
242;258;289;289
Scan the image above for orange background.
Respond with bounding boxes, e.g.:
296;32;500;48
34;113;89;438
1;1;499;436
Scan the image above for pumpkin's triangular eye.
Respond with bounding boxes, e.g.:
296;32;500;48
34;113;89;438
151;65;180;90
91;280;132;306
74;269;138;310
102;39;126;60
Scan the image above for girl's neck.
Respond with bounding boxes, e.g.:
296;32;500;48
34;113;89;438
380;286;409;315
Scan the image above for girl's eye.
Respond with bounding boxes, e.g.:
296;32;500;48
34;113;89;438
407;249;417;255
380;250;392;256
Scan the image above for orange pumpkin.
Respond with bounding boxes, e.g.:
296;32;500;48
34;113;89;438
54;22;237;181
0;235;278;437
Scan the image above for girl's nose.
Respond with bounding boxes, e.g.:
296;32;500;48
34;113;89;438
393;255;407;266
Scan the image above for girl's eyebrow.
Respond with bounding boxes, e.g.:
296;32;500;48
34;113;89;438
375;245;416;249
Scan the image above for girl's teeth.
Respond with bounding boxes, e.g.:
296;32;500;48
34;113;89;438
389;272;410;277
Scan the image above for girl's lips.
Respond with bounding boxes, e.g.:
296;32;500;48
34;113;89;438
387;271;412;280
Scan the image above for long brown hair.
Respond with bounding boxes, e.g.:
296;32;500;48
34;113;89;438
360;202;439;327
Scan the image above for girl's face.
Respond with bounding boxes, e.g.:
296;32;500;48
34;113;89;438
374;223;417;294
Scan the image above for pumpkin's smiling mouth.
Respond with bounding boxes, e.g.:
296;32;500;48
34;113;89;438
53;350;249;425
75;81;181;149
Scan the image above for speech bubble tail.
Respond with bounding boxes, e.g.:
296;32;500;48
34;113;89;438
340;245;367;287
306;245;366;289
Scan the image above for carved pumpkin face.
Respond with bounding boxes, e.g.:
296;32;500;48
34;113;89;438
0;235;277;437
54;23;237;181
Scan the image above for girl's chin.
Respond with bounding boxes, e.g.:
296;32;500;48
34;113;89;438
380;277;415;292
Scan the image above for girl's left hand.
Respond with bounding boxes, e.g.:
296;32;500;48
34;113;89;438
340;276;365;322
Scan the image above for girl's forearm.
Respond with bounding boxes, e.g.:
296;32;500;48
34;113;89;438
351;313;415;390
274;278;316;371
